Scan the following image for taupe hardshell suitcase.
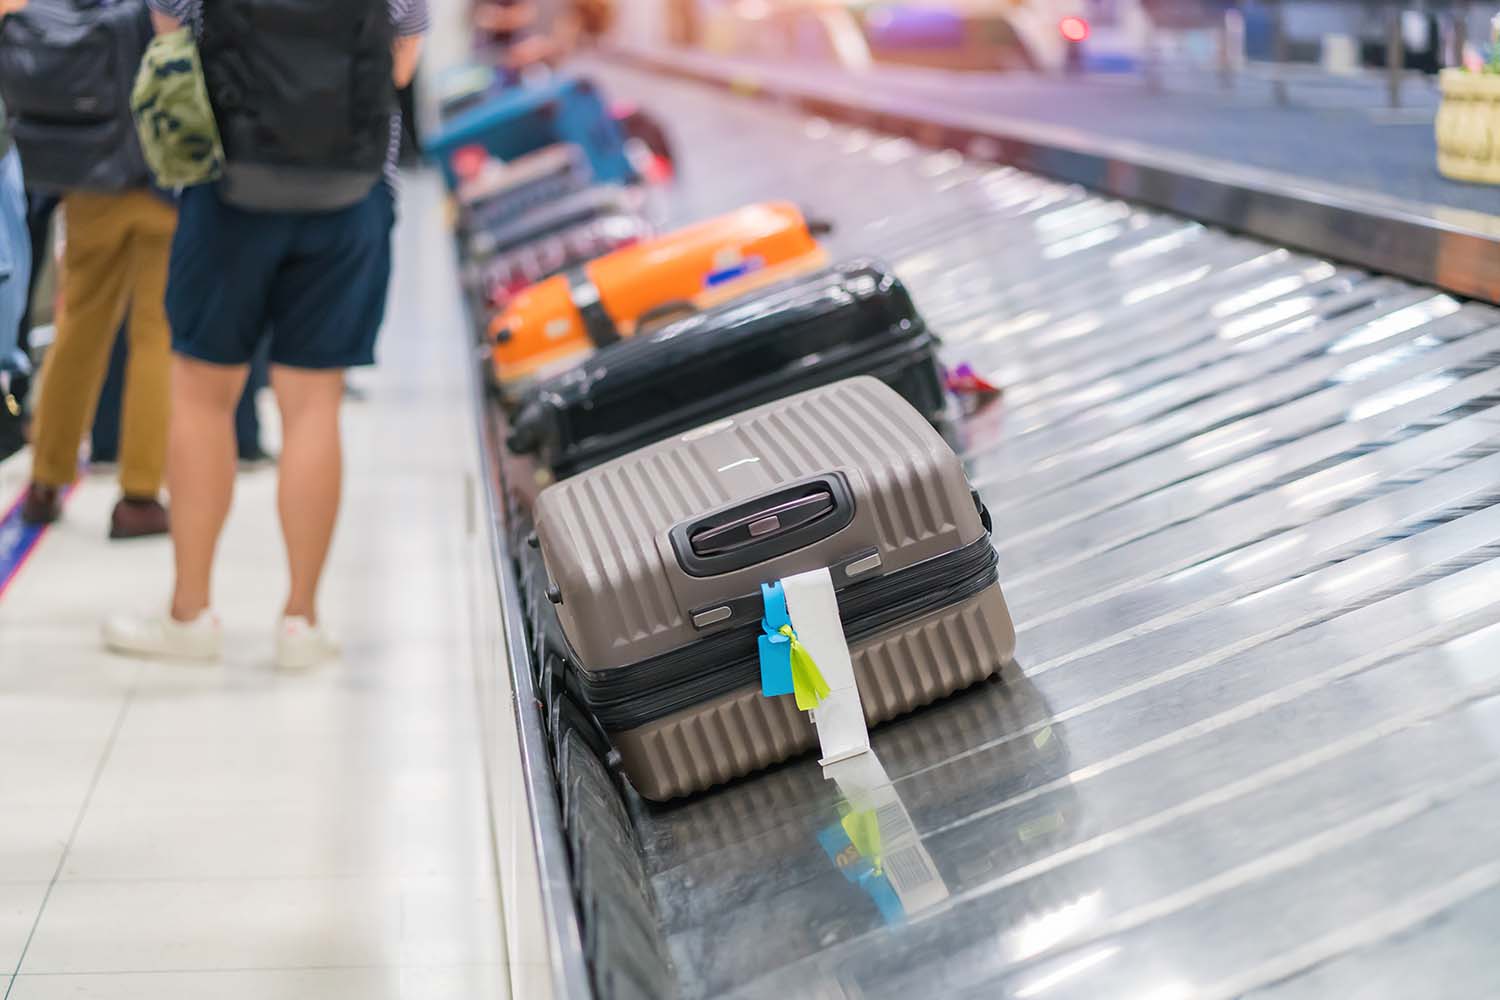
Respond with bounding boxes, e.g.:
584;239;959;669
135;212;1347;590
531;377;1016;800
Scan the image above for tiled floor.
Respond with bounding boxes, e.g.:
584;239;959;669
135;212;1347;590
0;172;509;999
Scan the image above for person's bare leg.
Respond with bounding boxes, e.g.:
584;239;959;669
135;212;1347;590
169;356;248;621
271;364;344;623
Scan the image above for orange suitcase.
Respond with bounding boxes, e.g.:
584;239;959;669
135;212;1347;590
488;201;828;390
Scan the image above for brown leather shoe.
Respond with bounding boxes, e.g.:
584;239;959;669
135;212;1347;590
109;496;169;540
19;482;62;525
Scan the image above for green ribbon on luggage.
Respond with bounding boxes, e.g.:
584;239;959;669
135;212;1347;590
780;624;831;711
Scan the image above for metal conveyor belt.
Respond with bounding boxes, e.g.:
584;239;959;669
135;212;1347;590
488;61;1500;1000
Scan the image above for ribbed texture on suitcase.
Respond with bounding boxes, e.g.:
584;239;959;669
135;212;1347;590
538;378;979;664
613;583;1015;801
547;450;727;642
758;383;964;553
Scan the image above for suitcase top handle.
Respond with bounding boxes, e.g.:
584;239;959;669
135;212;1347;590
688;488;835;559
669;473;856;578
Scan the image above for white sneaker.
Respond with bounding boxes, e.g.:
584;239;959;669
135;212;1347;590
275;616;340;671
102;610;222;663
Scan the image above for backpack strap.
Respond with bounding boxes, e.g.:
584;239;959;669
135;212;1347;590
564;266;619;347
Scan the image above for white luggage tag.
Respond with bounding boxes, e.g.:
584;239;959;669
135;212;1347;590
756;573;951;917
767;567;870;765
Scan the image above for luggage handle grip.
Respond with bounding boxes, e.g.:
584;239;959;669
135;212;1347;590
669;473;855;578
688;489;835;558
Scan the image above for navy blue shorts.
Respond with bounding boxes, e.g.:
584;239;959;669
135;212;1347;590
167;183;395;369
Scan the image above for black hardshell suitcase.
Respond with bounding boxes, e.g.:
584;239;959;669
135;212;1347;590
506;260;948;479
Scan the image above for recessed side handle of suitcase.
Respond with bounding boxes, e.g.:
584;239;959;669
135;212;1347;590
668;473;855;577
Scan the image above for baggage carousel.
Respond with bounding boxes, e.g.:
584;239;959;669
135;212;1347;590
474;61;1500;1000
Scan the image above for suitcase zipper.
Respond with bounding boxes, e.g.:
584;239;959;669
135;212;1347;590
570;536;1000;730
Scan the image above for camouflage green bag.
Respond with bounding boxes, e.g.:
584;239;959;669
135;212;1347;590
131;27;224;188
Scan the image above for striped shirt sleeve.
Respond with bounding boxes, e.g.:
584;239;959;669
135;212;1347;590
146;0;200;26
387;0;429;38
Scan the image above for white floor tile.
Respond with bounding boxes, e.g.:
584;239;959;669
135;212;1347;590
107;681;479;748
0;498;174;618
21;876;503;974
0;807;75;883
328;635;478;691
7;969;402;1000
0;625;143;698
0;692;123;747
86;687;483;797
0;171;512;986
0;882;47;972
6;966;511;1000
86;716;484;807
63;791;493;882
0;740;106;808
402;962;511;1000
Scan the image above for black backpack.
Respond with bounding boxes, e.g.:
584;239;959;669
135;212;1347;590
200;0;395;213
0;0;152;193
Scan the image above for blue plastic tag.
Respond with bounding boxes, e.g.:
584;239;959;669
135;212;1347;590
761;580;792;633
759;632;793;697
759;581;795;697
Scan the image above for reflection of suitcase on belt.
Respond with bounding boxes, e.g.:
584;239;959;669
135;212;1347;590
637;668;1047;866
487;201;829;393
532;377;1016;801
455;144;592;236
506;261;948;479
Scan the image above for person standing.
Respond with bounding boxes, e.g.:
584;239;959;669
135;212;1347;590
103;0;427;668
91;329;272;466
0;94;29;462
1;0;177;537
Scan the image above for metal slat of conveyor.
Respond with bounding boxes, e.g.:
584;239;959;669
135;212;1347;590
611;48;1500;305
550;64;1500;1000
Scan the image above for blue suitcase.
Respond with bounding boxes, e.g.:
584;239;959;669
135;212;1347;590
427;74;634;189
